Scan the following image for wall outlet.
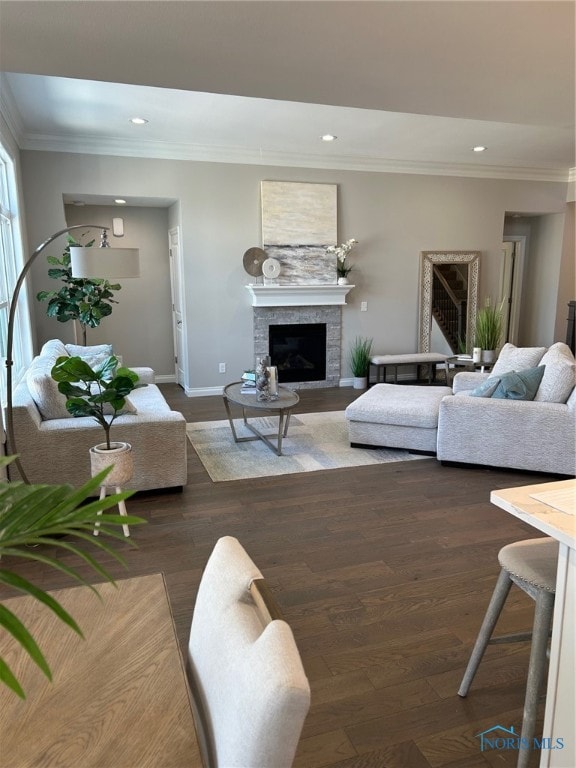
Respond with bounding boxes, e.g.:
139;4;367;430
361;301;368;312
219;363;226;373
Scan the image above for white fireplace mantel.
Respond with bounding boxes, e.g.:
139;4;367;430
246;283;354;307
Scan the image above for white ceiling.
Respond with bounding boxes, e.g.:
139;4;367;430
0;1;574;181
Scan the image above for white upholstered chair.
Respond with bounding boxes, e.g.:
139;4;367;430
187;536;311;768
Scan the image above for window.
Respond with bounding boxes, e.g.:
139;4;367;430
0;141;32;407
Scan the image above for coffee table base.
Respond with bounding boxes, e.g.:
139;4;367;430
223;400;294;456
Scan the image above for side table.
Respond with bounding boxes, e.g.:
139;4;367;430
445;356;494;385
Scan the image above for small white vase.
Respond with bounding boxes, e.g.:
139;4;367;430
90;442;133;487
353;376;368;389
338;276;349;286
482;350;496;364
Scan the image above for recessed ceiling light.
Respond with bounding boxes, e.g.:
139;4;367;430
473;145;487;152
115;199;127;205
321;134;337;142
130;117;148;125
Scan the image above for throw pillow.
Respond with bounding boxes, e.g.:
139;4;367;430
40;339;69;359
26;355;71;420
102;397;138;416
491;365;545;401
65;343;113;358
468;377;502;398
490;343;547;377
533;342;576;404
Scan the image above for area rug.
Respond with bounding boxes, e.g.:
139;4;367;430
186;410;427;482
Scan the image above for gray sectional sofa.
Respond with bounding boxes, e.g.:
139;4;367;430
6;339;187;491
346;343;576;476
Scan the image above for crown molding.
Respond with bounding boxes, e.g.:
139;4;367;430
0;77;25;146
6;125;573;183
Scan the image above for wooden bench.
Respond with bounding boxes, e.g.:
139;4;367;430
369;352;448;385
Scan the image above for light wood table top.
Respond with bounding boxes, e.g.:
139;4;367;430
490;478;575;548
0;573;203;768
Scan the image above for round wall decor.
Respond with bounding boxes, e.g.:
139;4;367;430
262;258;281;279
243;247;267;277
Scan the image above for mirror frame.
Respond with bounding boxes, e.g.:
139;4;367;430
418;251;480;353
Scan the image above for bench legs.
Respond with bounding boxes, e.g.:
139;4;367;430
370;363;438;386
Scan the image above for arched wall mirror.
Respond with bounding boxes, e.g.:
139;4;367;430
418;251;480;353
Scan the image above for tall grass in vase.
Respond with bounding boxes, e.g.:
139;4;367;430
349;336;373;388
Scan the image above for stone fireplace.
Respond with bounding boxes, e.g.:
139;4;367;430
254;306;341;388
248;283;353;389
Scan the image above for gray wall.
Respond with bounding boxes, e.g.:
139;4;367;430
63;205;174;375
19;149;569;392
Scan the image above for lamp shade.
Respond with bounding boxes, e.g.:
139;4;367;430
69;246;140;279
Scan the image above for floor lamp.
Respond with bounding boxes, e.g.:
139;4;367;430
4;224;139;484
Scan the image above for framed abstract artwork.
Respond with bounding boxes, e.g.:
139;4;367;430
260;181;337;284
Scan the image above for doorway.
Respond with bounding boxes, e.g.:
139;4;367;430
501;237;526;345
168;226;186;387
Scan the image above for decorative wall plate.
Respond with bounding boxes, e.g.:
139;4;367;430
262;257;281;279
243;247;267;277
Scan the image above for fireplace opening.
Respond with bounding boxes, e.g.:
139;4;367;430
269;323;327;383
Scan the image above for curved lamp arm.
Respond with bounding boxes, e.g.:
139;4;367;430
5;224;108;484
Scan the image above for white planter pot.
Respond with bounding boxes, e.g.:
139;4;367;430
90;442;133;487
337;276;349;285
353;376;368;389
482;349;496;364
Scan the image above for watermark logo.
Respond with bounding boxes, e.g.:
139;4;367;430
476;724;565;753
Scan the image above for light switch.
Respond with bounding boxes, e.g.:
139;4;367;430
361;301;368;312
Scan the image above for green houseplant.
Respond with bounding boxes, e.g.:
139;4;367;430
51;355;145;486
349;336;373;389
474;302;504;362
37;237;121;345
51;355;142;451
0;456;145;698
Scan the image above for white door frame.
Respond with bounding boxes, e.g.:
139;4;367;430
502;236;526;345
168;226;188;389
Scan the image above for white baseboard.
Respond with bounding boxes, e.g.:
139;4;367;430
184;386;225;397
155;374;177;384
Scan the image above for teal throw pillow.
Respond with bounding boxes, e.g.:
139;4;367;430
469;377;502;398
491;365;545;401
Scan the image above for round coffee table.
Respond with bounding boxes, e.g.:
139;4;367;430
222;382;300;456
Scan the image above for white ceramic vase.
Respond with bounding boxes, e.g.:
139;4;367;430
90;442;133;487
353;376;368;389
337;276;349;286
482;350;496;364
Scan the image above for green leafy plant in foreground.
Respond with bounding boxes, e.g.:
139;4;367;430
0;457;145;699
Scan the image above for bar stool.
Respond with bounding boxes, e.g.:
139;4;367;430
458;537;558;768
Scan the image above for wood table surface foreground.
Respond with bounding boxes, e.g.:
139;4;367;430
0;573;203;768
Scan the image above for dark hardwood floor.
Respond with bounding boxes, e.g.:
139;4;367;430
5;384;559;768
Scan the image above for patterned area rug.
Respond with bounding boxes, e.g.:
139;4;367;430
186;410;427;482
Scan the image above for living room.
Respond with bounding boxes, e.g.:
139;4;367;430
0;2;575;767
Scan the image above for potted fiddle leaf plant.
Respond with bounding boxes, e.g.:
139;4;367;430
0;456;145;698
349;336;373;389
51;355;144;486
37;236;121;345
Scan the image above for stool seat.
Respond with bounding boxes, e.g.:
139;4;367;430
459;537;557;768
499;538;558;592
